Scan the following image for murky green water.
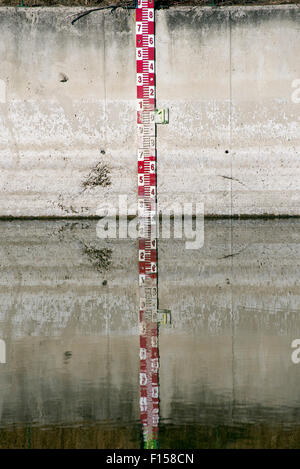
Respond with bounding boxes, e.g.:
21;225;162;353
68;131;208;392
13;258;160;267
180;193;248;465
0;219;299;448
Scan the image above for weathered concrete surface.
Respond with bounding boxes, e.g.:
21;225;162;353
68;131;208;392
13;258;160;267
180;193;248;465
156;5;300;215
0;7;137;217
0;220;299;428
0;6;299;216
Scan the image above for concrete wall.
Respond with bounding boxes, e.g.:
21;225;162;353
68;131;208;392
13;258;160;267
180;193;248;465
0;5;299;216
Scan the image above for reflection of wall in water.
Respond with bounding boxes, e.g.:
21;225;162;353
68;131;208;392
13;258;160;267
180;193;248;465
0;220;299;427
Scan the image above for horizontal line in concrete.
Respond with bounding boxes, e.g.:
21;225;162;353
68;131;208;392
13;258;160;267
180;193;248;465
1;214;300;221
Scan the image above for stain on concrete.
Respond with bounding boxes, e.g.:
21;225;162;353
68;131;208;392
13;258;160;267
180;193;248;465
229;4;300;28
57;195;80;215
64;350;72;362
82;162;111;190
164;7;230;36
59;72;69;83
81;242;112;272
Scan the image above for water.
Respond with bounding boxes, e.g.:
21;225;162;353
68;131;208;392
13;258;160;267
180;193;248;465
0;219;299;448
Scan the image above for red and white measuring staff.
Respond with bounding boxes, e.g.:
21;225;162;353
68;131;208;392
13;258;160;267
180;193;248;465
136;0;159;449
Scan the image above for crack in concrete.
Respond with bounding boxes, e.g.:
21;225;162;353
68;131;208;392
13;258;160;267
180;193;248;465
217;175;246;186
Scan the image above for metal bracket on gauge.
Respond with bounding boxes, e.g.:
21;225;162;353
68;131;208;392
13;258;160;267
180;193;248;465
155;108;169;125
157;309;171;326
